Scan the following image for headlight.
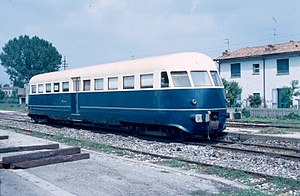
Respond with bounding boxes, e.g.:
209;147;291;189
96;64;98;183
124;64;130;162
191;99;197;105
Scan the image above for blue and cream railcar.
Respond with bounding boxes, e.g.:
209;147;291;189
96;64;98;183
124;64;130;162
28;52;227;137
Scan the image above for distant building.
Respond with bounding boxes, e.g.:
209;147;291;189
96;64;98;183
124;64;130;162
0;86;26;104
215;41;300;108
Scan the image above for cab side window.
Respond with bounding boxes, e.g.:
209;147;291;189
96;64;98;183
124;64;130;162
161;71;169;88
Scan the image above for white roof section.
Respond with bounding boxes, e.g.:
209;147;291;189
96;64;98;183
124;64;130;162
30;52;217;84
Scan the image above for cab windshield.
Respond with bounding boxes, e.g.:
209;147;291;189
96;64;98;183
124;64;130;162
191;71;212;86
171;71;191;87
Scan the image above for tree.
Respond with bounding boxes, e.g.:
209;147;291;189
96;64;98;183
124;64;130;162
0;35;62;87
281;80;300;108
0;89;4;101
222;78;242;107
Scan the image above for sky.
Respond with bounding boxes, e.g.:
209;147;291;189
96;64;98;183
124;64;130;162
1;0;300;85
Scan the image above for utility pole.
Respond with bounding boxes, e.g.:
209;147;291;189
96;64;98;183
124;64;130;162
272;17;278;44
62;56;68;70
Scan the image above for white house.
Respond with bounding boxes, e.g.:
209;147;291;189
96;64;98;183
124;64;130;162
214;41;300;108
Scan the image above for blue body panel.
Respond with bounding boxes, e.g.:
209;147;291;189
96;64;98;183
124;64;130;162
28;88;227;135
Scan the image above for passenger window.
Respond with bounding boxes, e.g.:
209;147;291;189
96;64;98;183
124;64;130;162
108;77;118;90
31;85;37;94
38;84;44;93
210;71;223;86
191;71;212;86
46;83;51;93
140;74;153;88
123;76;134;89
94;78;104;90
62;82;69;92
53;83;60;92
171;71;191;87
83;80;91;91
161;72;169;88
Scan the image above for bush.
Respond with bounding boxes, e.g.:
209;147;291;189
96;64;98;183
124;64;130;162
248;95;262;108
242;108;250;118
281;113;300;120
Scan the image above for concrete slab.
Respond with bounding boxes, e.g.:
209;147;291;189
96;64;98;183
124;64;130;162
0;129;244;195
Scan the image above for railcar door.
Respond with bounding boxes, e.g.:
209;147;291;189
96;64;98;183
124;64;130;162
71;77;81;114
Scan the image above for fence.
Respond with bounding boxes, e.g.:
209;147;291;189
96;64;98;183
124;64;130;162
249;108;300;118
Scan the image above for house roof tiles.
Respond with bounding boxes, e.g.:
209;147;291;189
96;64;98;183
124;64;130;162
215;41;300;61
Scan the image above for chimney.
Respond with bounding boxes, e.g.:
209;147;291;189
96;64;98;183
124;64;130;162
222;50;229;56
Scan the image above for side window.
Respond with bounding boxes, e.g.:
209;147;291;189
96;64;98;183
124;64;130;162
31;85;37;94
161;71;169;88
38;84;44;93
83;80;91;91
140;74;153;88
46;83;51;93
94;78;104;90
171;71;191;87
108;77;118;90
123;76;135;89
53;83;60;92
62;82;69;92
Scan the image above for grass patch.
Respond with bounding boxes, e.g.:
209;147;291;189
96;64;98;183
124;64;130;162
0;103;27;112
258;127;289;134
269;176;300;190
202;166;255;183
159;159;198;170
30;131;125;155
190;187;267;196
219;188;268;196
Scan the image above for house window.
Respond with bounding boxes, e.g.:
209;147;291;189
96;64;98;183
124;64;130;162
83;80;91;91
140;74;153;88
62;82;69;92
277;59;289;75
94;78;104;90
230;63;241;78
252;64;260;75
123;76;135;89
46;83;51;93
108;77;118;90
53;83;60;92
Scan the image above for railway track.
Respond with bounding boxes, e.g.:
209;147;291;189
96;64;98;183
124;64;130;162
227;121;300;129
0;122;286;180
1;114;300;161
185;140;300;161
1;112;300;194
0;115;299;180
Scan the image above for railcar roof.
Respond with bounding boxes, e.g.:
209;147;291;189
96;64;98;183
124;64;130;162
30;52;217;83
